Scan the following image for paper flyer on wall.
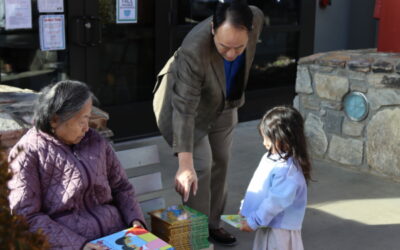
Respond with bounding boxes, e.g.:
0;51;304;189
0;1;5;28
39;15;66;51
116;0;137;24
5;0;32;30
38;0;64;13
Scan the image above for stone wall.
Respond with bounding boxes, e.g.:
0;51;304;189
294;49;400;178
0;85;113;153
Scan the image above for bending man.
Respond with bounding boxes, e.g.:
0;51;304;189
153;0;264;245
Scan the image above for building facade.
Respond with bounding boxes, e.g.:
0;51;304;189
0;0;316;140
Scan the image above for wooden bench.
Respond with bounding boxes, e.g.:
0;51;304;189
115;145;166;218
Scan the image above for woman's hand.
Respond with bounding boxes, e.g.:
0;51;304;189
132;220;144;228
82;242;109;250
240;220;254;232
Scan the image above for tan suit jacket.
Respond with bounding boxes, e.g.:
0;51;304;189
153;6;264;153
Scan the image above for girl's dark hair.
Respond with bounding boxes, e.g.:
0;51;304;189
259;106;311;183
213;0;253;31
33;80;96;134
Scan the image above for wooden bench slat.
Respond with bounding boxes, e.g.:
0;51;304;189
116;145;160;170
130;172;163;196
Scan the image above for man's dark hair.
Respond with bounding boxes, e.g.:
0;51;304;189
33;80;96;134
213;0;253;31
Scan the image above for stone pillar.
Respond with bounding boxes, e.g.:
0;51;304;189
295;49;400;178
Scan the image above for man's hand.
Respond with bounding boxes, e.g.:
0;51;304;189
83;242;108;250
240;220;254;232
175;152;198;202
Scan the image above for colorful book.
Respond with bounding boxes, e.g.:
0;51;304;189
221;214;245;228
91;226;174;250
149;205;208;227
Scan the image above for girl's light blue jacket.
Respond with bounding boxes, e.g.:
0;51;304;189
240;153;307;230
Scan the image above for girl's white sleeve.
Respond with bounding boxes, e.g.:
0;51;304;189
246;172;298;230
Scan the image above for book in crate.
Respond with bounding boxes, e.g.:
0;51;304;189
149;205;210;250
90;226;174;250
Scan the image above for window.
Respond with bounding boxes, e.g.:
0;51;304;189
0;0;68;91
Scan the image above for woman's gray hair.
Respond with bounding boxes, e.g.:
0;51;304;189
33;80;96;134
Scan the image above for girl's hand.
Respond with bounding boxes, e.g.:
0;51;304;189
83;242;108;250
240;220;254;232
132;220;144;228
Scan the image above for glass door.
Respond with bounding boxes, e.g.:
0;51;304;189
69;0;157;140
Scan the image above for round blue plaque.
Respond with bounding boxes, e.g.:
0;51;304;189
343;92;369;121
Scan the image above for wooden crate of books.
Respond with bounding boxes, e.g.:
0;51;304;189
149;205;210;250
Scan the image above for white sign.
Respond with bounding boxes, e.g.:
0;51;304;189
39;15;66;51
0;0;5;28
5;0;32;30
116;0;137;24
38;0;64;13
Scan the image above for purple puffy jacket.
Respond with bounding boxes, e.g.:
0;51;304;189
8;128;145;249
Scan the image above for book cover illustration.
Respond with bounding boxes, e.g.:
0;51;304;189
221;214;245;228
91;226;174;250
149;205;208;226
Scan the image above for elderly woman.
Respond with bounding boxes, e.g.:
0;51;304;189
8;80;145;250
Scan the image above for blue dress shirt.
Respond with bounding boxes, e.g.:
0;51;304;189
223;53;245;97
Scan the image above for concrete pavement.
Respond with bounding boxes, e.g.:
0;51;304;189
117;120;400;250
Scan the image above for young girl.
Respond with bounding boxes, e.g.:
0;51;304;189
239;106;311;250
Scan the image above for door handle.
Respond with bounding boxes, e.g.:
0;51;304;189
74;16;102;47
75;16;88;47
87;16;102;47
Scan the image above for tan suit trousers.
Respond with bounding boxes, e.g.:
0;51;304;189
184;107;238;229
